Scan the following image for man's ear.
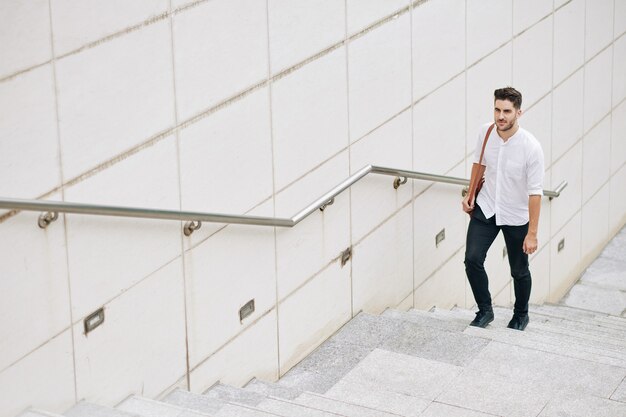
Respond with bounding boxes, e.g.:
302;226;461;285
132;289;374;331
517;109;523;118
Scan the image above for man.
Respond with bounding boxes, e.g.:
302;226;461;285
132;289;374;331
462;87;544;331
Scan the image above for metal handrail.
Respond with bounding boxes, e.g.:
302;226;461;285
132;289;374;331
0;165;568;234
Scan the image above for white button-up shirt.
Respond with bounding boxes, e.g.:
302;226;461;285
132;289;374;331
474;123;545;226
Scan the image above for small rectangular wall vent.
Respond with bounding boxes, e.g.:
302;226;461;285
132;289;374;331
558;238;565;252
436;229;446;247
84;307;105;335
239;299;255;322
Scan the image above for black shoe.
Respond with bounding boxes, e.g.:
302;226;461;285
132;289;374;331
507;314;529;331
469;310;494;328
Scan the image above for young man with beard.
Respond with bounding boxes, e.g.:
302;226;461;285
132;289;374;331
461;87;545;331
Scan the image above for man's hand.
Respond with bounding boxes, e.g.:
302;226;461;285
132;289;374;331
523;234;538;255
462;195;474;214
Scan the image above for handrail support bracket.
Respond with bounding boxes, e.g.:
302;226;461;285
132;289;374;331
184;220;202;236
38;212;59;229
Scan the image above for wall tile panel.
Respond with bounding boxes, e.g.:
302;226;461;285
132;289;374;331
415;249;465;310
522;94;552;171
0;0;51;78
609;164;626;234
616;0;626;37
0;66;60;199
272;47;349;190
549;211;582;302
513;0;553;36
466;45;513;152
73;260;187;404
513;16;553;107
56;20;174;180
581;184;610;260
553;0;585;85
551;142;583;236
189;310;278;392
582;118;611;203
0;330;75;417
172;0;268;121
552;69;584;162
351;110;412;242
179;87;273;240
268;0;345;73
50;0;169;56
413;163;466;288
412;0;465;101
414;74;465;196
64;139;181;320
529;245;550;305
347;0;408;36
348;13;411;142
184;223;276;368
278;262;351;372
466;0;512;65
275;153;350;301
0;195;69;373
585;0;614;59
584;48;613;133
613;35;626;105
352;206;413;314
611;101;626;174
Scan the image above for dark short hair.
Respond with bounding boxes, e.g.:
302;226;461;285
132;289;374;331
494;87;522;109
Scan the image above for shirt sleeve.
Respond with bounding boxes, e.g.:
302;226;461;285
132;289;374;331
527;142;545;196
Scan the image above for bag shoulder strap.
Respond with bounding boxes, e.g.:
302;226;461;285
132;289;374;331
478;123;495;166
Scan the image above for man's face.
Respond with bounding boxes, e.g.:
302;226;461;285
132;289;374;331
494;99;521;132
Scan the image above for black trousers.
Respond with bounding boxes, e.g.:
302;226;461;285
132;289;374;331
464;204;532;316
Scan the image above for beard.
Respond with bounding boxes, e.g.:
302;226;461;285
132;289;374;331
496;118;516;132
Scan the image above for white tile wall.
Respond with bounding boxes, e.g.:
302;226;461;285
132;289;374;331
555;0;570;8
178;87;273;239
551;142;583;236
64;138;182;320
413;74;466;195
189;310;279;392
613;35;626;105
0;330;75;417
50;0;169;56
538;173;552;253
522;94;552;171
0;196;69;373
581;184;610;259
529;245;550;305
609;164;626;234
352;206;413;314
348;13;411;142
56;20;174;180
413;163;466;288
549;211;582;302
351;110;412;242
415;249;465;310
73;259;187;404
278;262;351;372
582;118;611;203
275;152;350;301
616;0;626;37
611;101;626;174
184;223;276;368
0;0;51;78
267;0;345;74
552;69;584;162
466;0;513;65
412;0;465;101
513;0;553;36
585;0;614;59
584;47;613;133
0;66;60;199
272;47;349;191
466;45;513;150
349;1;409;36
172;0;268;121
553;0;585;85
513;16;553;107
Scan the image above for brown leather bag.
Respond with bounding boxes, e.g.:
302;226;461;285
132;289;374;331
467;123;495;214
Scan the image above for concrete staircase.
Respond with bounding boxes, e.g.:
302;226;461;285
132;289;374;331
18;230;626;417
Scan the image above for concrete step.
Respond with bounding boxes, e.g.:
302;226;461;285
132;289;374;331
19;411;65;417
64;402;135;417
255;398;342;417
163;389;278;417
203;384;266;408
293;392;401;417
381;309;469;332
529;304;626;332
118;395;211;417
561;283;626;316
243;379;301;401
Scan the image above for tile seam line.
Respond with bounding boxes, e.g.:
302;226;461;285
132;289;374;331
0;325;71;375
412;246;464;294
